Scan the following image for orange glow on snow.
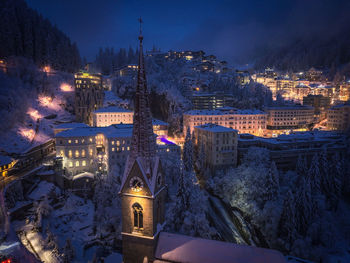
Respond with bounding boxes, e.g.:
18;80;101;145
42;65;51;73
27;108;42;120
18;128;35;141
38;95;52;107
60;83;73;92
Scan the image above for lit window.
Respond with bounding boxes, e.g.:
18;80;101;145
75;161;79;167
112;147;115;151
82;160;86;166
69;162;73;167
82;139;85;143
68;150;72;158
89;138;93;142
82;149;85;157
60;150;64;157
75;150;79;157
68;140;71;144
89;149;93;156
112;141;115;145
122;147;124;151
117;141;120;146
75;140;78;144
127;146;130;151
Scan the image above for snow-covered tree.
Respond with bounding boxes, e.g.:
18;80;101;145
166;161;215;239
278;190;297;250
307;154;321;193
263;161;279;202
62;238;75;263
295;178;314;236
183;127;193;173
296;154;308;178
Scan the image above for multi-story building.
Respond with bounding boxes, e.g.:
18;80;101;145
116;64;139;77
303;94;330;119
92;106;168;136
93;106;134;127
265;106;314;134
53;122;89;135
183;108;267;136
74;72;104;125
55;124;178;176
194;124;238;168
0;155;16;177
237;131;346;170
339;82;350;102
327;104;350;131
191;93;234;110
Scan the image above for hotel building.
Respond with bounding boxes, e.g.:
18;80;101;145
183;108;267;136
194;124;238;168
327;104;350;131
265;106;314;134
74;72;104;125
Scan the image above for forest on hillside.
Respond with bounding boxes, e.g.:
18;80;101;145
0;0;81;73
254;27;350;80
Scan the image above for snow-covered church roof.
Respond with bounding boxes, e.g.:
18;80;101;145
154;232;287;263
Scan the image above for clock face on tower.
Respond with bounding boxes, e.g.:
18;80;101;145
130;176;144;192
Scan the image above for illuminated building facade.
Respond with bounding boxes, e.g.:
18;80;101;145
339;82;350;102
93;106;134;127
116;64;139;77
183;108;267;136
303;94;330;119
265;106;314;134
191;93;234;110
74;72;104;126
194;124;238;168
327;104;350;131
0;155;15;177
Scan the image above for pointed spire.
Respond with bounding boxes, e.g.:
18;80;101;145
129;18;156;165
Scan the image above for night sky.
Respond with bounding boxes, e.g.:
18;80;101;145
26;0;350;64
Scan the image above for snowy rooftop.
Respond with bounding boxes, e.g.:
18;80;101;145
185;108;265;116
153;119;169;126
265;105;314;110
238;131;343;144
55;122;89;129
94;106;131;113
0;155;13;166
195;123;238;133
73;172;94;180
55;124;133;138
155;232;287;263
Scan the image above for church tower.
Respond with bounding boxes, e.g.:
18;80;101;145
119;19;166;263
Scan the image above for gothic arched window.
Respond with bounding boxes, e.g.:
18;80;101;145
132;203;143;229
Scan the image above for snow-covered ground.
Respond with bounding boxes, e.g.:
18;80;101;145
12;181;105;262
0;78;74;154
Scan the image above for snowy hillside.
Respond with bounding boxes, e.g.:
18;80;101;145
0;58;75;154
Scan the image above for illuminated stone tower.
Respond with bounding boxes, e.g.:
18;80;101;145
119;19;166;263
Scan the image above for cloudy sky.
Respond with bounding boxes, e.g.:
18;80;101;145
26;0;350;64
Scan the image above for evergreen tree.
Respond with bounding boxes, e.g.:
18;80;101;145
263;161;279;202
278;190;297;249
295;177;313;235
307;153;321;193
183;127;193;173
63;239;75;263
296;154;308;178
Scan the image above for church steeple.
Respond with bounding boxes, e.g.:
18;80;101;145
128;17;156;169
120;20;166;263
